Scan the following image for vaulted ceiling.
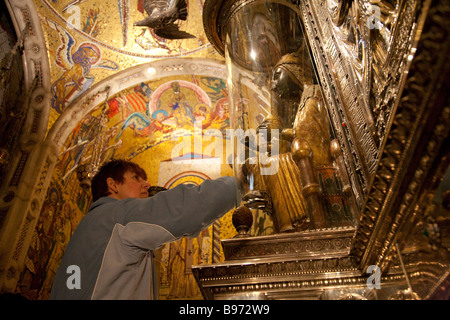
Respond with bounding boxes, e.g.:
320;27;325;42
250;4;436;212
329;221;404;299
2;0;228;187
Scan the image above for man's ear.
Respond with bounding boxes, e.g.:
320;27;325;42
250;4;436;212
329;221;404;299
106;177;117;193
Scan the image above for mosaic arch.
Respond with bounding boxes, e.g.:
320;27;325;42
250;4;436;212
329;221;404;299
35;0;215;131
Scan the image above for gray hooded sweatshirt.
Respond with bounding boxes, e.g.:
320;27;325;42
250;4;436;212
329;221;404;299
50;176;240;300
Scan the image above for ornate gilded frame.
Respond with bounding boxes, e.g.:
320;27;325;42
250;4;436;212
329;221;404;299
297;0;449;274
201;0;450;289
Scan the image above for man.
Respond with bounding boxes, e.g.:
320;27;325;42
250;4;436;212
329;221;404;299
50;159;247;299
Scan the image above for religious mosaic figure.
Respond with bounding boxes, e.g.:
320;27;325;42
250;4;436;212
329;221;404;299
46;19;119;114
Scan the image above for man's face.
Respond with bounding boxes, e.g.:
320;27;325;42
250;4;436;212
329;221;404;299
115;170;151;199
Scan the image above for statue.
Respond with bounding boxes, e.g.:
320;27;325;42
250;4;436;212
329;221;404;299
134;0;195;39
242;115;309;233
242;47;355;232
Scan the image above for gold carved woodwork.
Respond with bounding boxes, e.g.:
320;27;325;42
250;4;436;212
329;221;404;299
197;0;450;300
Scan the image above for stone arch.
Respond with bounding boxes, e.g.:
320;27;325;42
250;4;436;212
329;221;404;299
0;0;51;292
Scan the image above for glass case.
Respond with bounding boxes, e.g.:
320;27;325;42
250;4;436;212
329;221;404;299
220;0;357;232
224;1;314;133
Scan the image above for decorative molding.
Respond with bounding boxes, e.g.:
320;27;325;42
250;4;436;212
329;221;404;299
299;0;428;209
222;226;355;260
193;231;450;300
350;0;450;273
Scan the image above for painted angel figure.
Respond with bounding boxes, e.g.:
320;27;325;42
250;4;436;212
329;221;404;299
117;112;152;139
47;19;119;113
117;110;175;138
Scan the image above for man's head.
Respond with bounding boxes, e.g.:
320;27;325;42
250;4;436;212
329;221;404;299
91;159;150;201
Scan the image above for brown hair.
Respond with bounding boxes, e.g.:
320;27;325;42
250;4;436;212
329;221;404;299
91;159;148;201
